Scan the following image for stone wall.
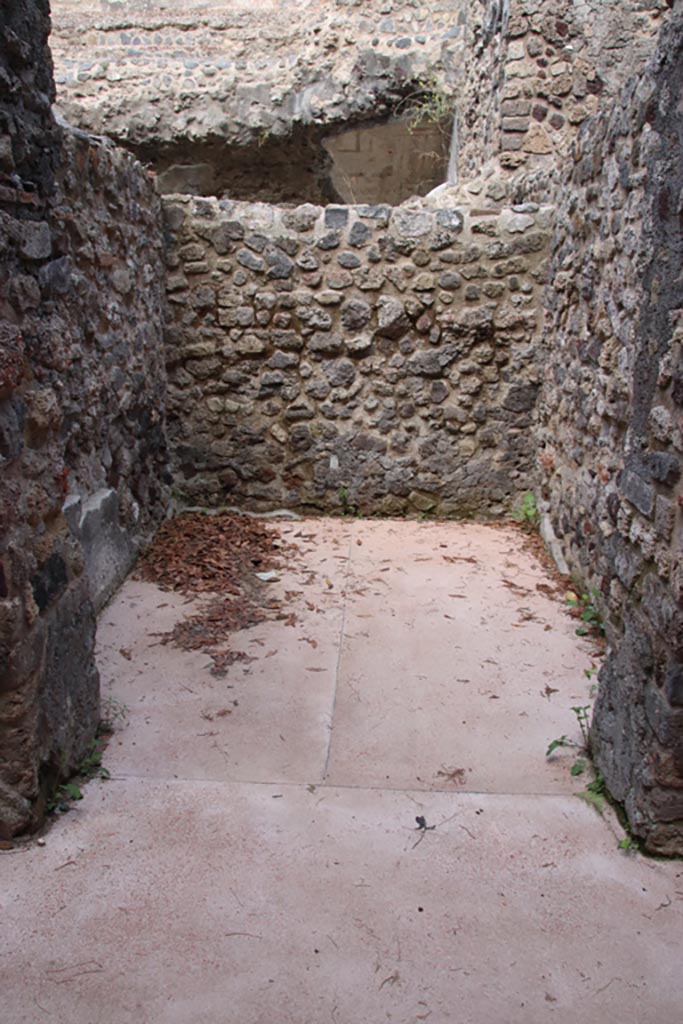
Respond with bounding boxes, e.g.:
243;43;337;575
164;194;551;516
457;0;671;206
0;2;169;836
49;0;466;145
497;0;668;171
458;0;510;182
48;127;170;609
538;5;683;853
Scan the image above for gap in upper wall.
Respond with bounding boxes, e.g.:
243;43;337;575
131;115;450;206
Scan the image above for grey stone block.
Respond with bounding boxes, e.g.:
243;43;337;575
0;781;32;839
66;489;135;612
324;207;349;228
620;469;655;517
20;221;52;260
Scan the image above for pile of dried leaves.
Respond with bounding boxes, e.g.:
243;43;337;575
136;512;300;674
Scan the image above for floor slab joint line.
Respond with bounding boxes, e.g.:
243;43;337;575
106;772;586;800
321;519;355;782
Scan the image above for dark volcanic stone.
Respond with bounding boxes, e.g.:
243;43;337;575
324;207;349;228
349;222;371;247
323;358;356;388
341;299;372;331
31;551;68;613
236;248;265;272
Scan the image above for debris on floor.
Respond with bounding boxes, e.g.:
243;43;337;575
136;512;301;674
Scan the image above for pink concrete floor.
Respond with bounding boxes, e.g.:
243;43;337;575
2;519;683;1023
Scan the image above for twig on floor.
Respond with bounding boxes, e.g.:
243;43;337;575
412;815;436;849
594;976;621;996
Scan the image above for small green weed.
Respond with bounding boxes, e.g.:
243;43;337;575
584;664;599;697
577;789;606;814
579;775;642;851
46;781;83;812
618;836;640;852
567;589;605;638
585;773;606;796
398;74;453;132
513;492;540;532
571;704;592;752
546;704;592;760
77;738;111;781
575;771;608;814
338;483;359;517
546;735;570;758
46;738;111;814
257;126;272;148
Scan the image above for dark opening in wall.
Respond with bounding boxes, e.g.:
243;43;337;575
323;117;449;205
137;116;449;205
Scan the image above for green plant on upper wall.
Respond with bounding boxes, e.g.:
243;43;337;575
257;126;272;148
408;75;453;131
394;74;453;136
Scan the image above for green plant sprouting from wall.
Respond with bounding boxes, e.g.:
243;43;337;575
512;491;541;532
407;75;453;131
546;695;639;851
393;74;454;144
46;739;111;813
567;588;605;638
45;699;129;815
546;704;592;765
338;483;360;517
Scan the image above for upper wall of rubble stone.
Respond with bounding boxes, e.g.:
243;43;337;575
49;1;671;206
49;0;466;140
